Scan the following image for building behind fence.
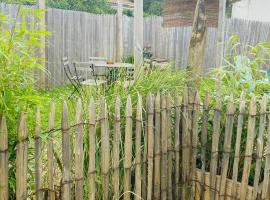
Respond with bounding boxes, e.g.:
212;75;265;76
0;88;270;199
1;3;270;88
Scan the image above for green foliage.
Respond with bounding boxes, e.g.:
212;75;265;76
144;0;163;16
201;35;270;101
46;0;116;14
121;54;134;64
0;6;48;198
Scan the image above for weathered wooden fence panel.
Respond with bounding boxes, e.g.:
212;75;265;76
1;90;270;199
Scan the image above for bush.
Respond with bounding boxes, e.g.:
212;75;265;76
0;6;48;198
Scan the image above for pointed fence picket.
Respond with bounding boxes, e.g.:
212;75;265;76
1;89;270;200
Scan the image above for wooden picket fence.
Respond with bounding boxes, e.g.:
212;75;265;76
1;87;270;199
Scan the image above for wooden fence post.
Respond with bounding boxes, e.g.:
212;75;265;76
0;116;8;200
16;113;28;200
124;95;132;200
190;92;200;199
75;99;83;200
62;101;71;200
48;102;55;200
200;93;209;200
174;94;182;200
209;97;221;200
154;93;161;200
166;95;173;200
240;95;257;200
147;93;154;200
35;107;42;200
262;112;270;199
219;95;235;200
100;97;110;200
135;94;142;200
88;97;96;200
113;97;121;200
161;95;168;200
252;95;267;199
231;92;245;199
142;102;148;200
181;86;190;200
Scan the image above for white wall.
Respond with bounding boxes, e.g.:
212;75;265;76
232;0;270;22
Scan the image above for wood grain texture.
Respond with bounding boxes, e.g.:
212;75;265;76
209;97;221;200
0;116;8;200
62;101;71;200
35;107;42;200
88;97;96;200
147;93;154;200
240;95;257;200
154;93;161;200
16;113;28;200
113;96;121;200
231;92;245;199
135;94;143;200
100;97;110;200
48;102;55;200
219;95;235;200
75;99;83;200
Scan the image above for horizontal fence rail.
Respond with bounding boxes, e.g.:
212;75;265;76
1;3;270;88
1;88;270;199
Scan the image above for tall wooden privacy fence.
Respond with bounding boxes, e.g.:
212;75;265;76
1;88;270;199
1;3;270;88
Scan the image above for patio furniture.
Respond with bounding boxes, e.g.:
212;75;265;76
62;57;85;99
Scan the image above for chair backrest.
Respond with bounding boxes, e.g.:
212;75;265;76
62;56;69;67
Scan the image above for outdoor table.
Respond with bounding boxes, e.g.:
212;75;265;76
74;61;134;85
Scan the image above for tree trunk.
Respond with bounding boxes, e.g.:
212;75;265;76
187;0;206;98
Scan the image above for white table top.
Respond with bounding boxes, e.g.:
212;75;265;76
74;61;133;69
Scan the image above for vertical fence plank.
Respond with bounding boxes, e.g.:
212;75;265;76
181;86;190;200
209;98;221;200
161;95;168;200
135;95;142;200
219;95;235;200
113;97;121;200
147;93;154;200
62;101;71;200
48;102;55;200
166;95;173;200
35;107;42;200
0;116;8;200
16;113;28;200
75;99;83;200
174;94;181;200
88;97;96;200
252;95;267;200
253;139;263;200
262;112;270;199
240;95;257;200
190;92;200;199
124;95;132;200
154;93;161;200
232;92;245;199
200;93;209;200
100;97;110;200
142;106;148;200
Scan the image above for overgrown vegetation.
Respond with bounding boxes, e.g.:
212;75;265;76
0;5;49;197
